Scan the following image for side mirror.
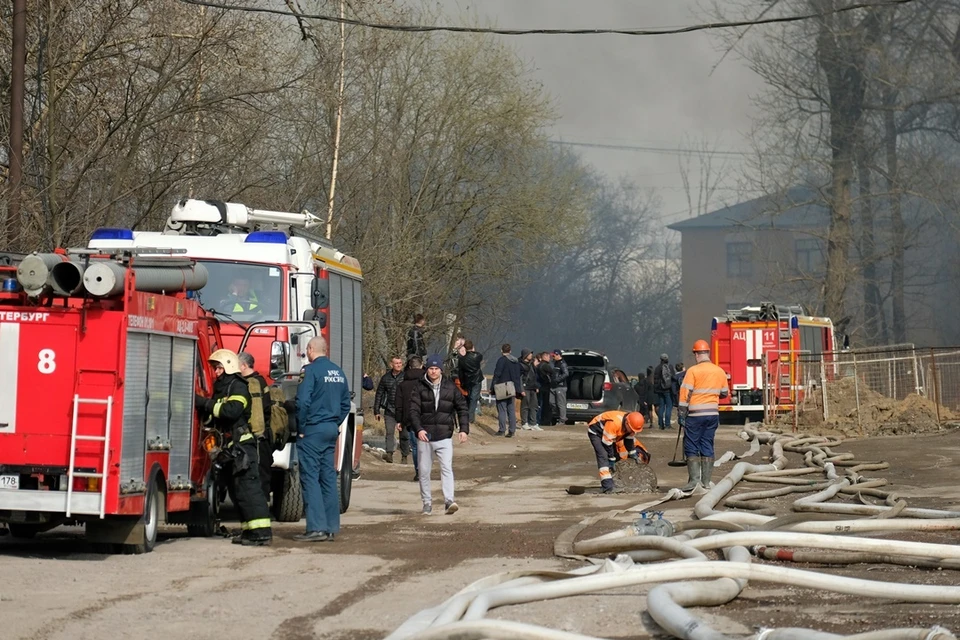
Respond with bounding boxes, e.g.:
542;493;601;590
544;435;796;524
311;277;329;310
302;309;317;322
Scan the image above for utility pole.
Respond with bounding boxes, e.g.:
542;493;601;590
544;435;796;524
7;0;27;249
325;0;346;241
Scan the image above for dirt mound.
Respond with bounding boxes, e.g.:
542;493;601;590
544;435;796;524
780;376;955;436
611;459;657;493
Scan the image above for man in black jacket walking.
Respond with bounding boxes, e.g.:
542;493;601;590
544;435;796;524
410;354;469;515
457;339;484;419
394;357;425;482
374;356;404;463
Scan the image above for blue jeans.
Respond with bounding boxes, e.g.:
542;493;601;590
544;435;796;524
408;430;420;471
683;414;720;458
468;382;482;418
496;397;517;434
297;424;340;534
656;392;673;429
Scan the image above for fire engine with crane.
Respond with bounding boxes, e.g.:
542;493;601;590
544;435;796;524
87;198;365;522
0;247;224;552
710;302;840;420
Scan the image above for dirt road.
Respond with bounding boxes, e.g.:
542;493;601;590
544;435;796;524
3;419;960;640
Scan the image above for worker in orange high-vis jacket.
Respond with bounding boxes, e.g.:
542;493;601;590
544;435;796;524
677;339;729;492
587;411;649;493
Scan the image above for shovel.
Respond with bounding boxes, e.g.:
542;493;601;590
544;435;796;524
667;422;687;467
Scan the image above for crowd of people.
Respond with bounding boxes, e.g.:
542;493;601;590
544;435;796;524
195;310;730;546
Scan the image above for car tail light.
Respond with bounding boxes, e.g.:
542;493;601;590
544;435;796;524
603;382;612;391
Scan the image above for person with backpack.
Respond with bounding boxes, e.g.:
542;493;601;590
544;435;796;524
238;352;274;504
654;354;674;430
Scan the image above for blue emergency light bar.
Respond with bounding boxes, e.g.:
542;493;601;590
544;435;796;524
90;228;135;241
244;231;288;244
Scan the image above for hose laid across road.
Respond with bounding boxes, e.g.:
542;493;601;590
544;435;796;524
388;428;960;640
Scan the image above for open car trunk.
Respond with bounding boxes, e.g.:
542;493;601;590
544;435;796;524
562;353;608;402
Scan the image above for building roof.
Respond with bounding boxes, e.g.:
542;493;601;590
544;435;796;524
667;186;830;231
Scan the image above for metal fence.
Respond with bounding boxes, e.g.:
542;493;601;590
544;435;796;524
764;344;960;433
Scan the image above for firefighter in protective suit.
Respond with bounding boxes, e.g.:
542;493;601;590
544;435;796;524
196;349;273;546
587;411;650;493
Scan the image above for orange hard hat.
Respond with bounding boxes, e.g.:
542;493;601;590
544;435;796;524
692;339;710;353
624;412;645;432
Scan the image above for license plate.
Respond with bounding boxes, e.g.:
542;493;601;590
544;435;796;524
0;474;19;490
567;403;588;410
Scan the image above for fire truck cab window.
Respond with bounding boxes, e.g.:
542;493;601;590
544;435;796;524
195;261;282;321
726;242;753;278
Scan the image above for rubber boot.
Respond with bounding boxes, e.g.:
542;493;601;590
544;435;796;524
700;457;715;489
679;457;701;492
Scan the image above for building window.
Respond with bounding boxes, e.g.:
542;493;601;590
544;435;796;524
795;238;824;273
726;242;753;278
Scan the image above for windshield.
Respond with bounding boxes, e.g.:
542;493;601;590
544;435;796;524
194;261;283;322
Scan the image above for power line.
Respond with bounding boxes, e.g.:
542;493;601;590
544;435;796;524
549;139;754;157
176;0;915;37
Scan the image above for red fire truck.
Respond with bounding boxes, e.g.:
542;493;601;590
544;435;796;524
711;302;836;418
0;248;222;552
87;198;364;521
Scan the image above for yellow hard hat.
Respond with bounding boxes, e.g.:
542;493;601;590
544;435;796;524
209;349;240;375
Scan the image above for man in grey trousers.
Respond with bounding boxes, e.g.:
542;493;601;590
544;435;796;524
409;355;469;515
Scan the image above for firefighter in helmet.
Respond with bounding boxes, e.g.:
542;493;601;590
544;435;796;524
587;411;650;493
676;339;729;493
195;348;273;546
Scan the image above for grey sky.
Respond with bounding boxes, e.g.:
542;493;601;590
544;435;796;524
435;0;765;226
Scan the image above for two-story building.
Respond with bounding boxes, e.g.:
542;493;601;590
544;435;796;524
668;186;952;360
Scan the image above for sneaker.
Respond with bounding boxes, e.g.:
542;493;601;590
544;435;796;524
412;473;419;482
422;504;432;515
293;531;329;542
445;501;459;515
520;423;531;430
531;425;543;431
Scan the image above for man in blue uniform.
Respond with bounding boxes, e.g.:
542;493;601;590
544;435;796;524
294;336;351;542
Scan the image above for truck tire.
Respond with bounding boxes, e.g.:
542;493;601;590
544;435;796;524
337;435;353;514
187;476;219;537
273;467;303;522
122;478;160;554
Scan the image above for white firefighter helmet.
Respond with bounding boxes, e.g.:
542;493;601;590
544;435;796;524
208;349;240;375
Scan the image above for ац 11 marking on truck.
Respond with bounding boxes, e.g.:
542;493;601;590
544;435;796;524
711;302;836;418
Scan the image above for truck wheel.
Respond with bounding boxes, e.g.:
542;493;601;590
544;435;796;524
187;476;219;537
273;467;303;522
121;480;160;554
337;437;353;514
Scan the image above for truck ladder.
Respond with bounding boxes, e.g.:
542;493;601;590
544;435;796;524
66;395;113;519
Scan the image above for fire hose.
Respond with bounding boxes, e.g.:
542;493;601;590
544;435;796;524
387;428;960;640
